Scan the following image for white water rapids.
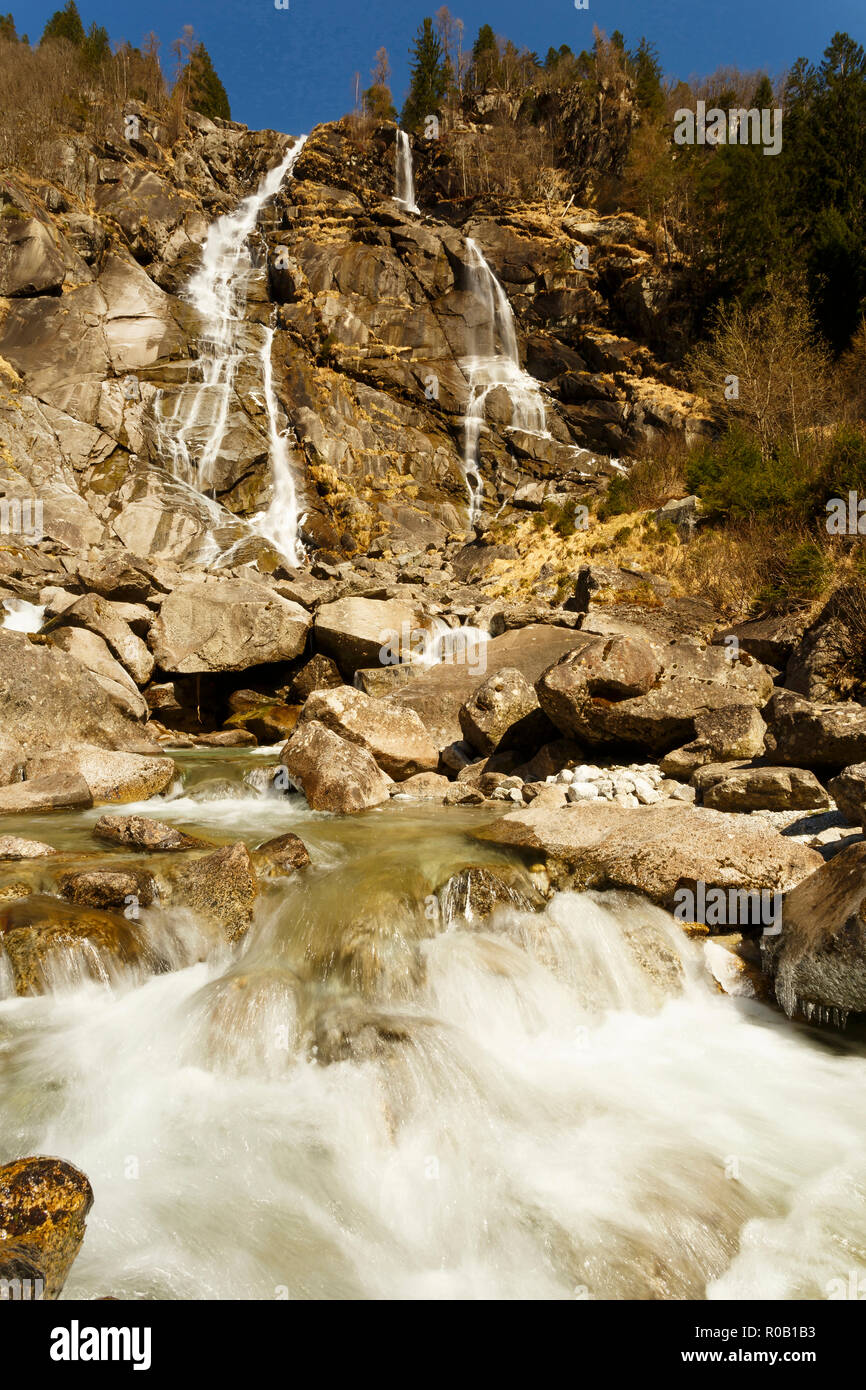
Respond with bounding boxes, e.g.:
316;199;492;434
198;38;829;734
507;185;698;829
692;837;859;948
1;757;866;1300
459;239;548;523
154;137;308;565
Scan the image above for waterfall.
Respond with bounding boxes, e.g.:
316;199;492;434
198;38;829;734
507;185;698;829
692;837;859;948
394;130;419;215
154;136;308;564
460;237;547;524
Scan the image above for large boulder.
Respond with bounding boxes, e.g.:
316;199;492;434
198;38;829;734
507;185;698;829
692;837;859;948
148;579;310;674
313;596;429;677
477;802;821;906
279;720;392;812
389;624;590;750
693;764;830;813
301;686;438;780
458;667;552;756
660;705;767;778
828;764;866;828
0;631;158;755
0;773;92;816
45;626;149;721
764;690;866;769
764;843;866;1020
45;594;154;686
24;749;175;805
537;635;772;754
0;1157;93;1300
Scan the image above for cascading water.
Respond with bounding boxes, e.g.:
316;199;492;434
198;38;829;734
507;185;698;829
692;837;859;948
460;237;547;523
2;756;866;1300
394;129;419;215
154;136;308;565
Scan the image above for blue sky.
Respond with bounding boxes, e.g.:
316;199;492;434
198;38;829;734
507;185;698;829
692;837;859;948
8;0;866;134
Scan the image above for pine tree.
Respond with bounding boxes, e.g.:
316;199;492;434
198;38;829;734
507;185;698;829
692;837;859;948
81;21;110;70
186;41;231;121
630;38;665;122
402;17;448;130
41;0;84;45
470;23;498;88
0;13;17;41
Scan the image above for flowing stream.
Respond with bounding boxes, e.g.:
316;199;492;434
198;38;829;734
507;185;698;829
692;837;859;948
154;138;308;565
460;238;548;523
1;749;866;1300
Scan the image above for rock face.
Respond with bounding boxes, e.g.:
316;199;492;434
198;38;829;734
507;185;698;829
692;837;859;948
279;720;392;812
0;1157;94;1299
0;774;93;816
536;635;771;753
301;686;438;780
459;668;551;756
765;690;866;768
765;844;866;1020
693;765;831;813
148;580;311;674
477;802;821;906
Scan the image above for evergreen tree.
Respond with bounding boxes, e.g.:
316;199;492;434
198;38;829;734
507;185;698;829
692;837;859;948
629;38;665;121
41;0;84;45
81;21;110;70
470;23;498;88
402;17;448;129
0;13;17;41
185;41;231;121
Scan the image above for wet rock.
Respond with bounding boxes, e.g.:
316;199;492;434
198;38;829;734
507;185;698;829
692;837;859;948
828;764;866;828
194;729;258;747
310;1001;414;1066
164;842;258;943
765;690;866;769
694;765;830;813
280;721;392;813
302;685;438;780
436;866;541;926
391;772;451;801
149;579;311;674
0;895;153;995
458;667;552;757
59;869;157;911
0;835;57;860
24;749;175;806
0;773;93;816
764;843;866;1021
477;802;821;907
252;832;311;879
235;704;300;744
93;814;213;852
0;1156;93;1299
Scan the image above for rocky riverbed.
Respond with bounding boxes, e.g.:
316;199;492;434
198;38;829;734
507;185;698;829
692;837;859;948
3;104;866;1301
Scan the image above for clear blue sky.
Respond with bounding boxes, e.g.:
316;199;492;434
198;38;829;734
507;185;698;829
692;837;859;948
9;0;866;135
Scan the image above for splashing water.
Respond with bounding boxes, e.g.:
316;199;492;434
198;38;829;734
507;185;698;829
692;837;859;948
394;130;419;215
460;237;547;523
2;758;866;1301
153;137;308;564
